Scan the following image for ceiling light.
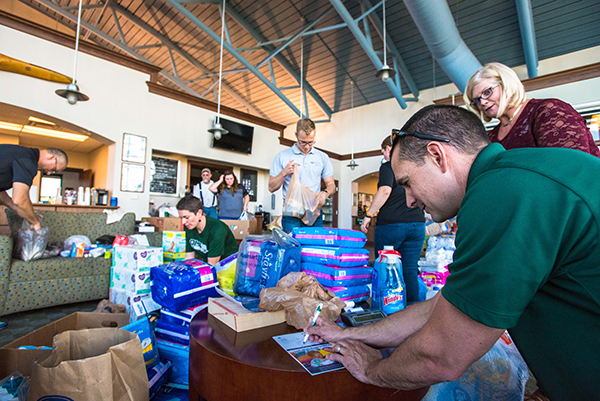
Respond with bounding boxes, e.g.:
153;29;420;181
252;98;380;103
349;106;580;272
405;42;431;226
209;0;229;139
347;159;359;170
375;0;397;82
28;116;56;125
56;0;89;105
0;121;23;131
347;81;359;171
21;125;87;141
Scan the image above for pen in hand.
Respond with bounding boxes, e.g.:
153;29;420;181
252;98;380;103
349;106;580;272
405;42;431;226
303;302;324;344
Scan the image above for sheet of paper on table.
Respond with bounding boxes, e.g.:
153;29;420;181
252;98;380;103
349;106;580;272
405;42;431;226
273;332;345;376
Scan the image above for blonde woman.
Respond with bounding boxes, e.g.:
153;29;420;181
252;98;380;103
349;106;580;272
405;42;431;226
464;62;600;157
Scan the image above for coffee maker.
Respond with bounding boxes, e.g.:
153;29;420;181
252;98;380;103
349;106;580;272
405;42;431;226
96;188;108;206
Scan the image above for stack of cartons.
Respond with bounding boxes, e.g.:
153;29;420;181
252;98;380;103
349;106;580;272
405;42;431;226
110;245;164;322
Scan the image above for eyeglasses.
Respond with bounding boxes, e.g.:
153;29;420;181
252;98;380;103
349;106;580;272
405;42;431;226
470;82;501;108
47;158;58;175
298;139;316;147
391;129;450;144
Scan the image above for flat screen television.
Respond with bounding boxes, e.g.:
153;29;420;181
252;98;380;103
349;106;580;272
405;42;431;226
211;117;254;154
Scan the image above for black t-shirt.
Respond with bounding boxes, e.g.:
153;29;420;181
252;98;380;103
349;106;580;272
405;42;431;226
376;161;425;226
0;145;39;192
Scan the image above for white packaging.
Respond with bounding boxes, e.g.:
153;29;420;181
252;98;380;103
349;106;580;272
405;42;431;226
111;267;152;295
112;245;164;272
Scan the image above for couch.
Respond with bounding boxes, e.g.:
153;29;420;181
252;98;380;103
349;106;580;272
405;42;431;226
0;209;136;315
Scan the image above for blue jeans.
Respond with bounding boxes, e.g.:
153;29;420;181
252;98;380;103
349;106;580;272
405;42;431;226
282;214;323;233
204;207;218;219
374;222;426;304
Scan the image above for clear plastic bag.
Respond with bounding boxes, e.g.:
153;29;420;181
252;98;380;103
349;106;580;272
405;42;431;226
423;332;529;401
239;211;256;221
14;216;48;262
282;169;321;225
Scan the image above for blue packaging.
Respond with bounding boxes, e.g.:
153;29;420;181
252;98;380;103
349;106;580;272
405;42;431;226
301;246;370;267
156;339;189;385
301;262;372;287
324;284;371;303
372;249;406;315
160;303;208;327
151;259;219;312
292;227;367;248
234;233;301;297
122;317;159;368
148;360;172;399
151;382;189;400
155;318;190;345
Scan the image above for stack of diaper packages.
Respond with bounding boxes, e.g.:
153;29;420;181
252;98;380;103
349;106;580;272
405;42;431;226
150;259;220;385
292;227;373;304
110;245;164;323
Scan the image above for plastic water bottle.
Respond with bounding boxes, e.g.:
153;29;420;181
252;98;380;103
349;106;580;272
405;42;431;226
371;246;406;315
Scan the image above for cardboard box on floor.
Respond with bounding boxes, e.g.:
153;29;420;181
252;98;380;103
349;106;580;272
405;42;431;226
141;217;183;233
0;312;130;378
221;219;259;240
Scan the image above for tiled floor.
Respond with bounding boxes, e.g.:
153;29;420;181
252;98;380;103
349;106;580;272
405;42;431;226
0;299;100;347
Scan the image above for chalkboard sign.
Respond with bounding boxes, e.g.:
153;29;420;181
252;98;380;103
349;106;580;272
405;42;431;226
150;156;178;194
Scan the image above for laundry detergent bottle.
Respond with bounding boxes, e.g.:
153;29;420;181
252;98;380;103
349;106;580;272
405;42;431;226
371;246;406;315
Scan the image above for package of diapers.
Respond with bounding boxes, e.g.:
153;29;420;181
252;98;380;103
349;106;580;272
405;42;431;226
160;303;207;327
155;318;190;345
301;262;373;287
151;259;219;312
214;253;238;296
324;284;371;303
292;227;367;248
300;246;370;267
234;229;301;297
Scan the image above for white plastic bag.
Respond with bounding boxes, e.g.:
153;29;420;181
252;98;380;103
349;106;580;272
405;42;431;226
282;170;321;225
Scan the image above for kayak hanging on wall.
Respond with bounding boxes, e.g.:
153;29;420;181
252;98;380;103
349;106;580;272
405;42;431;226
0;53;72;83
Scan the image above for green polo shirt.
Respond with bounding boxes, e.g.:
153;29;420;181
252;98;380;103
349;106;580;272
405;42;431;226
185;216;238;264
442;143;600;400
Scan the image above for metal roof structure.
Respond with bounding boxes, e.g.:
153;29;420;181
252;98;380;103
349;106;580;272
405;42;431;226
9;0;600;126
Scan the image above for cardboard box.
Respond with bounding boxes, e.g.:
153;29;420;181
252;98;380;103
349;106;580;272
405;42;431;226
109;288;153;323
208;297;285;332
141;217;183;233
110;267;152;295
112;245;164;272
0;312;130;378
221;219;259;240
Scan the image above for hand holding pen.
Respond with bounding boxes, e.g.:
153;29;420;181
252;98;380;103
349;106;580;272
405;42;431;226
303;302;324;344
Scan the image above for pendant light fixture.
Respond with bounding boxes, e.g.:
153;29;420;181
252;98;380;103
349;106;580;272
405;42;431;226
375;0;396;82
208;0;228;140
347;81;359;170
56;0;89;105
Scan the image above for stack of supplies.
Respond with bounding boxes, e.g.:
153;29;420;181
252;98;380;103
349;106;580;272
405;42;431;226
234;230;301;297
162;231;186;262
293;227;373;304
110;245;164;322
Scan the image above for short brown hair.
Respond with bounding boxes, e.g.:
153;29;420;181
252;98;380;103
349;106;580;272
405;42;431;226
296;118;315;136
381;135;393;149
176;194;203;214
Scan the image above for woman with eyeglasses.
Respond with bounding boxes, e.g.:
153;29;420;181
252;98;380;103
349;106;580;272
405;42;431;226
464;62;600;157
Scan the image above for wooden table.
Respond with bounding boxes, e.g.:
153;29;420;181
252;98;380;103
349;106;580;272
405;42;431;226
189;309;428;401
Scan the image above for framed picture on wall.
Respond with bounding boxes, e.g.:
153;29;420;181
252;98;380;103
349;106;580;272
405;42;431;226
122;133;147;164
121;163;145;192
150;156;179;195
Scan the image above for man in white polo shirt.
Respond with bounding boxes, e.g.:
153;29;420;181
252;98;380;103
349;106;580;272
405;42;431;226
269;118;335;232
192;168;218;219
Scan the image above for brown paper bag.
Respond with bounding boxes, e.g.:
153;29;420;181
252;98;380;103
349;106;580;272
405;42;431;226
259;272;346;329
27;328;149;401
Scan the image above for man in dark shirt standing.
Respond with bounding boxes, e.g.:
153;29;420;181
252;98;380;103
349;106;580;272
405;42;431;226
0;145;68;230
361;135;425;303
0;145;67;330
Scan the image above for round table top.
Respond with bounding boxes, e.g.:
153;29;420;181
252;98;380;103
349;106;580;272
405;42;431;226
189;308;428;401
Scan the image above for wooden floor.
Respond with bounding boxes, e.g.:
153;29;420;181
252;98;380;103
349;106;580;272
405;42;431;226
0;299;100;348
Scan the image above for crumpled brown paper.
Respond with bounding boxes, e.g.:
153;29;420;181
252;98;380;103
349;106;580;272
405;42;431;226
259;272;346;329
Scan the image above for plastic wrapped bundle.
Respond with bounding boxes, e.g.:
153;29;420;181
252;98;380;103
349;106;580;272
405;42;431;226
14;217;48;261
301;263;373;287
301;246;370;267
292;227;367;248
234;228;302;297
151;259;219;312
155;318;190;345
323;284;371;303
148;360;172;400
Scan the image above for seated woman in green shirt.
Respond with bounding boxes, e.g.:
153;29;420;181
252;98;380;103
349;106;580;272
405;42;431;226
176;194;239;265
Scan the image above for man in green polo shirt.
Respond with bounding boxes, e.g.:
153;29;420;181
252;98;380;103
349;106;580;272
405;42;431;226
306;105;600;400
176;194;238;265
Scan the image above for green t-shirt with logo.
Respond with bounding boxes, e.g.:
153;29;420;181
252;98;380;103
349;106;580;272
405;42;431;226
185;216;238;263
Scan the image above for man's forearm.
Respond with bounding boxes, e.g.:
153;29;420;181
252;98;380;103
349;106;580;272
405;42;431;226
268;173;286;193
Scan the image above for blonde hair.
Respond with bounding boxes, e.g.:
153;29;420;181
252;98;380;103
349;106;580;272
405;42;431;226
463;62;526;122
